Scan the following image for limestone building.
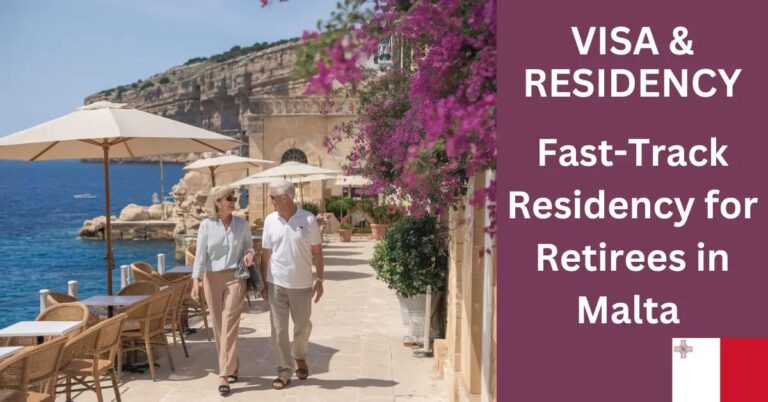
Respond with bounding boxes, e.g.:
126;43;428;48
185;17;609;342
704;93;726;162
86;40;357;223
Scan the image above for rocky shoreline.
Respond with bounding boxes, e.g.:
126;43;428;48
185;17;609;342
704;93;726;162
78;169;248;260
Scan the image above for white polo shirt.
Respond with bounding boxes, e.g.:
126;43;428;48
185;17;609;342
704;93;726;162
261;208;322;289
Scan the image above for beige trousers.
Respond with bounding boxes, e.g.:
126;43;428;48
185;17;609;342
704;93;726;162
203;270;245;377
268;283;313;377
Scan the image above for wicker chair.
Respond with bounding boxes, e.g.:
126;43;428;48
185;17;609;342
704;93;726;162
0;336;68;402
120;290;175;381
130;262;159;283
33;303;91;345
117;282;159;296
56;313;126;402
164;282;189;358
184;244;196;266
44;293;101;329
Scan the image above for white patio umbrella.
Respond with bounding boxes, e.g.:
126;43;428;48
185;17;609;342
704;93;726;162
248;161;341;179
0;101;240;294
235;161;341;207
184;154;275;186
232;173;337;187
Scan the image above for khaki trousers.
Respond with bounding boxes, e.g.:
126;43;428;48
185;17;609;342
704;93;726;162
268;283;313;377
203;270;245;377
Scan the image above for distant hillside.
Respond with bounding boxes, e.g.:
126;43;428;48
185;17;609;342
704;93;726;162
91;37;299;99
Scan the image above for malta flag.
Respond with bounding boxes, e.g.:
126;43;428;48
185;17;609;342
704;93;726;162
672;338;768;401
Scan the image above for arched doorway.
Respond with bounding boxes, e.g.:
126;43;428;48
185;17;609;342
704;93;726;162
280;148;308;164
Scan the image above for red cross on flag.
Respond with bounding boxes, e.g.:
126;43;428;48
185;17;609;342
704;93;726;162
673;338;768;401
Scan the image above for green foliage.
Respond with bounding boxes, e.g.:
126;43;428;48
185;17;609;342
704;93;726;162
159;77;171;84
360;199;400;224
184;38;299;66
301;201;320;215
184;56;208;66
370;216;448;297
340;223;353;230
325;196;355;220
140;81;155;90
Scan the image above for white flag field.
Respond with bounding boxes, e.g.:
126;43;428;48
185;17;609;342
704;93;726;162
672;338;768;402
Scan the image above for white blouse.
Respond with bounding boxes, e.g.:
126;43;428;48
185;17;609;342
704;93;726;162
192;216;254;279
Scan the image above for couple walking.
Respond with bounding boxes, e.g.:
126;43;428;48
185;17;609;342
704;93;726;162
190;179;324;395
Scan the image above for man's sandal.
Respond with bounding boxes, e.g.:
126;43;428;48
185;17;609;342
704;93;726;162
227;372;238;383
295;359;309;380
272;376;291;390
218;384;230;396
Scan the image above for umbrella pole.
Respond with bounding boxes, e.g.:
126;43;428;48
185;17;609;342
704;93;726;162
103;146;114;295
210;166;216;187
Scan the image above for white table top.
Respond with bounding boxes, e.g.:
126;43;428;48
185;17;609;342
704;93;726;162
0;346;22;360
80;295;149;307
0;321;83;337
168;265;193;274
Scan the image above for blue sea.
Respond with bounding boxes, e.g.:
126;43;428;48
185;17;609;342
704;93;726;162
0;160;184;328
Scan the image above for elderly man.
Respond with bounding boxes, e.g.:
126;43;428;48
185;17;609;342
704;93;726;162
260;179;324;390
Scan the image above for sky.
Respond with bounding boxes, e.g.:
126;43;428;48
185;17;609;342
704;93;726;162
0;0;339;136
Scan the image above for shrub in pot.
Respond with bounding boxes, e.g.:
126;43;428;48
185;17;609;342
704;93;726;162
361;200;400;240
326;196;355;221
338;223;353;242
370;216;447;343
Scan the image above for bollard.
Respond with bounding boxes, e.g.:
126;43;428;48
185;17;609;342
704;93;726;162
414;285;433;357
423;285;432;351
120;265;130;289
157;253;166;275
67;280;78;299
39;289;50;313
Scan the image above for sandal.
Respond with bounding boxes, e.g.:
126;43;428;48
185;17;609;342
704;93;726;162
218;384;230;396
295;359;309;380
272;376;291;390
227;372;238;383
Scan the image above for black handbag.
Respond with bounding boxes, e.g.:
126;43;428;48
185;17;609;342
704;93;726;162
236;259;264;295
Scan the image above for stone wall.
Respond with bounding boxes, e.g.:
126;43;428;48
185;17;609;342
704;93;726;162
436;171;497;402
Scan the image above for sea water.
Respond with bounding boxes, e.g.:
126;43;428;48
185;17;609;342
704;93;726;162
0;160;184;327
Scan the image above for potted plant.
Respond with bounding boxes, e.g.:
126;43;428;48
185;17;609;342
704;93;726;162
361;200;400;240
338;223;353;242
369;216;447;344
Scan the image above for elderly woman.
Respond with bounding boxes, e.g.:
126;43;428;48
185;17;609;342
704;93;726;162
191;185;254;395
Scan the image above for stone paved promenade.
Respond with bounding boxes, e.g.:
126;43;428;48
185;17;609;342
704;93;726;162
66;235;447;402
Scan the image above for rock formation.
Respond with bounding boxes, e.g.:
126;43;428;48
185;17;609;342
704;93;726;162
81;38;358;260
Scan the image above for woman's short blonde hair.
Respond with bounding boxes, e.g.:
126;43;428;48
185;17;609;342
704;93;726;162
204;185;236;218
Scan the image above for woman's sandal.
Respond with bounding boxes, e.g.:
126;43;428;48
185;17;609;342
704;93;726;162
218;384;230;396
272;376;291;390
295;359;309;380
227;372;238;384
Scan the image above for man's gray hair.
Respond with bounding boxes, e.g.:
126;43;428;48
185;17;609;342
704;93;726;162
269;179;295;199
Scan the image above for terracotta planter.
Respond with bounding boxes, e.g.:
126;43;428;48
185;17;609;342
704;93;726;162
338;229;353;242
370;223;388;240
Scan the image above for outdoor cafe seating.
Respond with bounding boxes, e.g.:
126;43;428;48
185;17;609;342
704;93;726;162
0;336;67;402
55;313;126;402
119;288;174;382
